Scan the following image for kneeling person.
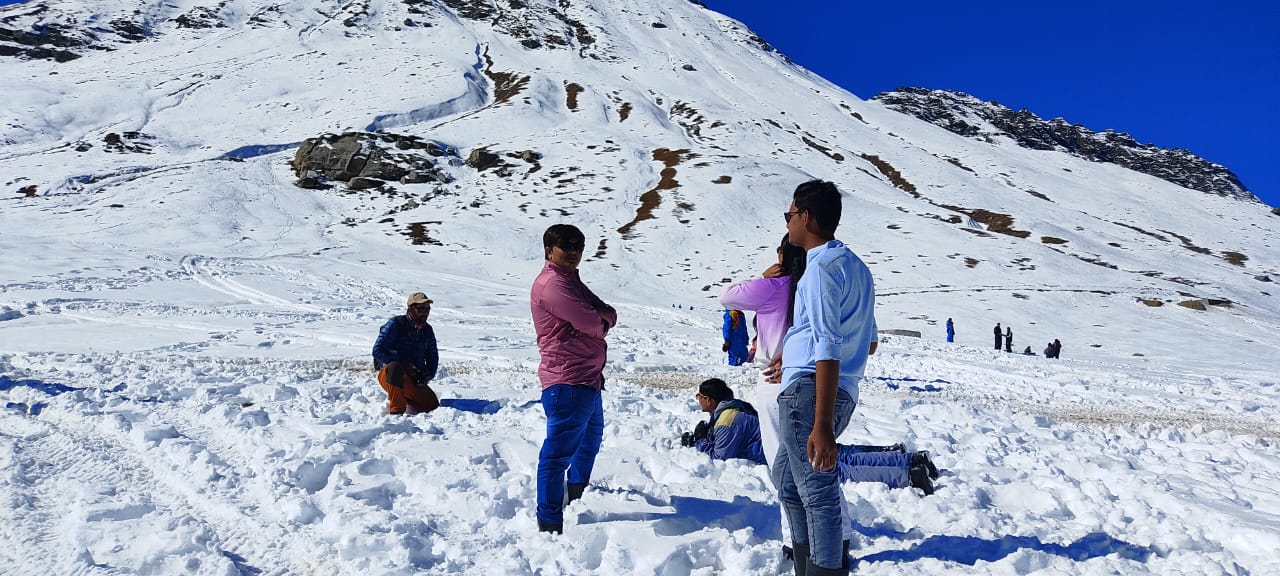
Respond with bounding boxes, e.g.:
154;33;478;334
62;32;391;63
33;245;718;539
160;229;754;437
372;292;440;414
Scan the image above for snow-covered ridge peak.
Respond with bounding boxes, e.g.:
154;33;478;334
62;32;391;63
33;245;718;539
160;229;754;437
873;87;1255;202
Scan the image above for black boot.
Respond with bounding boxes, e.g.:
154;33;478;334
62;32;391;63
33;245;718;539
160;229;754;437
908;462;935;495
806;541;850;576
807;543;850;576
537;520;563;534
911;450;940;479
790;542;809;576
566;482;587;505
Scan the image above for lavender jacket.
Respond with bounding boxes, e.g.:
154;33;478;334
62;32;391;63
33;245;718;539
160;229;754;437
530;261;617;390
720;276;791;363
720;274;879;367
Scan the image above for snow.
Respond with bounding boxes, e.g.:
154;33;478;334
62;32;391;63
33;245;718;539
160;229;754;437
2;0;1279;574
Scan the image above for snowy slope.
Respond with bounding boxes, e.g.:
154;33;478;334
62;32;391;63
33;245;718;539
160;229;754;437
2;0;1278;574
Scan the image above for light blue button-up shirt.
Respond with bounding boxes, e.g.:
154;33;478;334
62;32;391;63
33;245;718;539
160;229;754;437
781;239;877;404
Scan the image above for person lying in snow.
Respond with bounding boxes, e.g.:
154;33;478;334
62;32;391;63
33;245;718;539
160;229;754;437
372;291;440;414
680;378;938;494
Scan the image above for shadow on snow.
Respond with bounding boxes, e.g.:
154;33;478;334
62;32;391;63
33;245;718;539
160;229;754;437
576;489;783;540
1;374;83;415
853;528;1160;567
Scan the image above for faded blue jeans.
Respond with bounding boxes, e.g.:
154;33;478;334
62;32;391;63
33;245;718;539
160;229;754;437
536;383;604;525
772;375;856;571
837;447;910;487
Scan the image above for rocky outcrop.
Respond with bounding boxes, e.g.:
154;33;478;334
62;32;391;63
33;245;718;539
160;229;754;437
873;87;1255;202
1;3;150;62
291;132;453;190
437;0;602;59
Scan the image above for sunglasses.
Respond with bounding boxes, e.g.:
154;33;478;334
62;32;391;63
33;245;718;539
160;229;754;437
783;210;803;223
409;304;431;311
555;239;586;252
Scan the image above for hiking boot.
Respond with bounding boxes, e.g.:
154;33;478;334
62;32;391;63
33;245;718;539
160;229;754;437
911;450;939;479
782;545;794;561
909;463;935;495
791;542;809;576
537;520;563;534
566;482;587;505
888;442;906;453
805;541;850;576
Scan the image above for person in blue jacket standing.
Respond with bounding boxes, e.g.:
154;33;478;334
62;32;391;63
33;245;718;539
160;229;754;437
946;318;955;343
722;309;750;366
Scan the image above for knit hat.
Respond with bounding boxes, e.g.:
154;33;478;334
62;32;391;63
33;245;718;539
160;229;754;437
406;292;433;306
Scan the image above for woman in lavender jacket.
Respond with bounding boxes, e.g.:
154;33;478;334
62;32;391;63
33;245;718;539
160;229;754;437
719;234;806;467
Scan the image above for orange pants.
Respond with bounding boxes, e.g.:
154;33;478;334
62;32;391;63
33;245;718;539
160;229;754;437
377;362;439;414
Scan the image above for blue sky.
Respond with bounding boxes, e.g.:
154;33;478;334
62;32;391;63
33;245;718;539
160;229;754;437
2;0;1275;207
703;0;1279;208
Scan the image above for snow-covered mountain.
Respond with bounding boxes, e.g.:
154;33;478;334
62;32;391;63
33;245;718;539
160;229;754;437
2;1;1278;574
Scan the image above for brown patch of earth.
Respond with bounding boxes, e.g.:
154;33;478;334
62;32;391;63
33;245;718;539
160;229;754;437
565;82;584;111
617;148;694;238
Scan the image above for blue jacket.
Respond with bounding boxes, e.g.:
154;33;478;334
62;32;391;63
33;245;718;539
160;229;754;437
695;399;766;464
372;315;439;382
722;309;749;346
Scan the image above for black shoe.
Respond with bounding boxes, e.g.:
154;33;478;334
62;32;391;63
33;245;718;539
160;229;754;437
537;520;563;534
782;545;794;561
911;450;939;479
566;482;587;505
888;442;906;453
791;542;810;576
908;463;935;495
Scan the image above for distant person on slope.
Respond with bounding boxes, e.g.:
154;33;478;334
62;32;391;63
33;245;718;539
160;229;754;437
530;224;617;535
994;322;1003;350
1004;326;1013;353
946;318;955;343
1022;346;1035;356
1044;338;1062;359
372;292;440;414
681;379;937;494
722;309;750;366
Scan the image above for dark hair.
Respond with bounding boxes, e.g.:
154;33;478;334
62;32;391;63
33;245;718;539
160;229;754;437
542;224;585;258
698;378;734;403
793;179;841;234
777;233;807;325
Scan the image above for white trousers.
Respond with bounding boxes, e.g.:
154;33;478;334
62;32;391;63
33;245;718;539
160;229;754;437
756;379;852;545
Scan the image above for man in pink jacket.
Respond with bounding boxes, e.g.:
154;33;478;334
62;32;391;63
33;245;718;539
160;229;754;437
530;224;617;534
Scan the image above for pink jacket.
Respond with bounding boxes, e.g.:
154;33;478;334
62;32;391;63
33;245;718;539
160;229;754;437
531;261;617;390
720;276;791;364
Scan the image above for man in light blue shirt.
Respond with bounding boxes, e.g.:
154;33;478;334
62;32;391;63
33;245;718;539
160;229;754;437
774;180;876;576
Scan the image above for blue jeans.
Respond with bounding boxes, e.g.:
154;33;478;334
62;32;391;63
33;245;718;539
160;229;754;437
772;376;856;570
836;447;909;487
536;384;604;525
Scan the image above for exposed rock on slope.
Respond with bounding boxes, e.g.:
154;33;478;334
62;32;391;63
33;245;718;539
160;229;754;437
874;87;1255;202
0;2;149;61
292;132;453;189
